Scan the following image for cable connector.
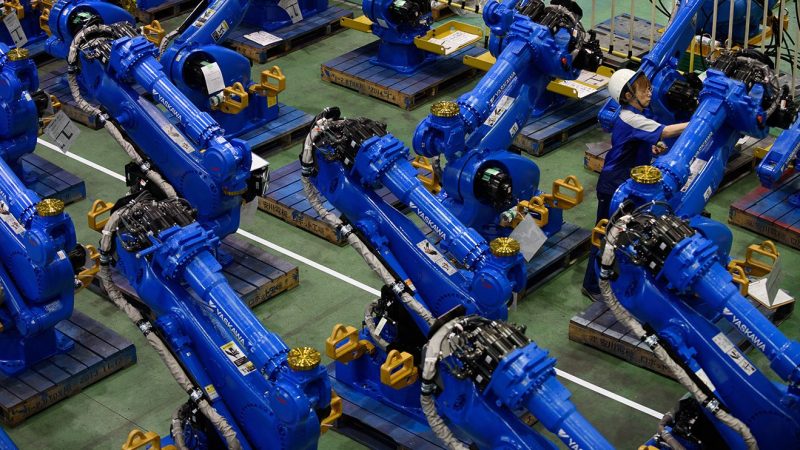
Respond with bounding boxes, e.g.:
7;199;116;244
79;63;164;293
338;224;353;238
704;398;720;414
188;388;204;403
643;334;659;349
391;282;405;295
420;380;437;396
136;320;153;336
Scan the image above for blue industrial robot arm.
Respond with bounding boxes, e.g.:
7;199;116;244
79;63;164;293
0;43;91;375
610;50;795;248
598;208;800;449
597;0;777;130
757;111;800;188
303;109;613;449
45;4;261;238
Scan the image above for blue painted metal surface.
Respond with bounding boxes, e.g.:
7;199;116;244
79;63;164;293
0;2;47;52
0;43;80;376
412;0;600;240
242;0;328;31
758;114;800;191
46;7;334;448
360;0;434;72
306;112;612;449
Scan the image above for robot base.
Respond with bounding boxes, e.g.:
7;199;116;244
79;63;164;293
226;6;354;64
88;234;299;309
0;311;136;426
259;160;407;245
568;293;794;378
321;41;484;110
585;135;772;190
730;169;800;250
19;153;86;206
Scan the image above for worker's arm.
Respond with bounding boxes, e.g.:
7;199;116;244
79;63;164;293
661;122;688;139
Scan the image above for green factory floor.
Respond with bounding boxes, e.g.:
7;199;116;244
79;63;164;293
5;1;800;448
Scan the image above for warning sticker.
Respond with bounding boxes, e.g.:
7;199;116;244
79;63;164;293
211;20;229;41
279;0;303;23
712;332;756;376
220;341;256;376
484;95;514;127
204;384;219;400
3;13;27;48
680;158;707;193
193;8;215;28
417;240;457;276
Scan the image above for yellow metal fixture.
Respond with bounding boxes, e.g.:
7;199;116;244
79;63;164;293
728;240;779;278
143;20;166;46
325;324;375;364
591;219;609;248
212;82;250;114
380;350;418;389
411;156;441;194
76;245;101;292
287;347;322;371
7;48;29;61
36;198;64;217
727;264;750;296
39;7;51;36
320;390;343;434
414;21;482;55
489;237;520;257
630;165;662;184
2;0;25;19
122;429;177;450
249;66;285;108
87;199;114;232
340;15;373;33
463;51;495;71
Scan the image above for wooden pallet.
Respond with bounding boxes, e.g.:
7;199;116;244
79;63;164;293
729;171;800;250
39;60;102;130
20;153;86;205
226;7;354;64
431;2;456;21
591;14;664;70
233;104;313;154
523;222;591;292
258;160;401;245
89;234;299;309
321;41;483;110
569;296;793;379
130;0;200;23
584;135;774;190
327;365;448;450
0;311;136;426
511;89;609;157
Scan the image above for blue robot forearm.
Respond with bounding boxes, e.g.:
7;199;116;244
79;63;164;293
757;114;800;188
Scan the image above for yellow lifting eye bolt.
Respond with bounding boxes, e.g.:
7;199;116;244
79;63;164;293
76;244;101;292
325;324;375;364
88;199;114;232
249;66;286;108
142;20;166;46
727;264;750;296
39;7;52;36
122;429;176;450
728;240;780;279
2;0;25;19
550;175;584;209
380;350;418;389
591;219;609;248
212;82;250;115
320;390;343;434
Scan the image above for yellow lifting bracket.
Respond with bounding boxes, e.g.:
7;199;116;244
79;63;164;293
380;349;418;389
411;156;441;194
122;429;177;450
414;21;482;56
505;176;584;228
76;244;101;292
591;219;609;248
142;20;166;46
320;390;343;434
211;82;249;114
463;51;495;72
728;264;750;296
249;66;285;108
325;324;375;364
87;199;114;232
729;240;780;278
39;95;63;133
2;0;24;19
340;15;373;33
39;0;54;36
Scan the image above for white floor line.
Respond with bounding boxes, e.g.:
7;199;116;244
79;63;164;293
40;137;664;419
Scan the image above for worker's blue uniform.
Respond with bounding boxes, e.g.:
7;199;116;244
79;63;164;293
583;105;665;296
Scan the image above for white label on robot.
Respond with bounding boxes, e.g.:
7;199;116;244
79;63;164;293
137;97;195;154
712;332;757;376
377;18;388;28
279;0;303;23
220;341;256;376
243;31;283;47
374;317;388;336
509;121;519;138
3;12;26;48
484;95;514;127
204;384;219;401
703;186;713;202
211;20;229;42
416;240;457;276
427;30;477;55
0;205;25;235
201;62;226;94
693;368;717;392
43;111;81;153
680;158;707;193
509;214;546;261
193;8;215;28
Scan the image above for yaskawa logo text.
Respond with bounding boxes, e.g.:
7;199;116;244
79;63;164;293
409;201;446;241
723;308;767;352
